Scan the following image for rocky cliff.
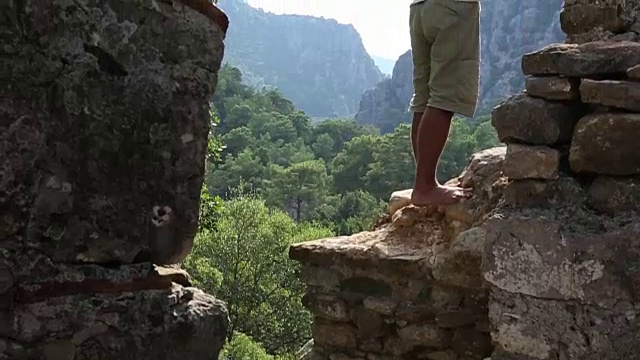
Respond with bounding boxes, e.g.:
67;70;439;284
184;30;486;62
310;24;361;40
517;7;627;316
291;1;640;359
356;0;565;131
218;0;384;118
354;51;414;134
1;0;230;358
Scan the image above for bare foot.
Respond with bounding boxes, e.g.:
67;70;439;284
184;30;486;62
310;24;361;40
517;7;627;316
411;185;472;207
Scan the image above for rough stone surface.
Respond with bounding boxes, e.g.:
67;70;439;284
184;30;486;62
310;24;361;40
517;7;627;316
491;94;581;145
588;176;640;214
290;148;506;360
1;0;226;265
522;41;640;77
8;284;228;360
580;79;640;112
569;113;640;175
629;64;640;80
560;1;626;36
1;0;230;358
504;177;586;208
524;76;579;100
484;205;640;359
504;144;562;180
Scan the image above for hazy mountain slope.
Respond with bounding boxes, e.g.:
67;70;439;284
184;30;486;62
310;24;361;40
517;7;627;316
371;55;396;75
220;1;384;118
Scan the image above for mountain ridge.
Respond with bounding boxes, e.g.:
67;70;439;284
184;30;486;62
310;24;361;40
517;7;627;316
219;1;384;118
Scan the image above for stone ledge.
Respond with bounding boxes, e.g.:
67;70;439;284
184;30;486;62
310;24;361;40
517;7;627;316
522;41;640;77
14;263;192;303
580;79;640;112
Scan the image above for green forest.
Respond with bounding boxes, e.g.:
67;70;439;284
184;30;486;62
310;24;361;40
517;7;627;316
184;65;501;359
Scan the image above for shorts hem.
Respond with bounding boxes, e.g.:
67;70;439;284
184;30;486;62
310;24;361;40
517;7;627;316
427;101;477;118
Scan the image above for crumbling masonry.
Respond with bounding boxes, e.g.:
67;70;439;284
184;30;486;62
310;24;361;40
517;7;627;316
290;1;640;359
1;0;230;359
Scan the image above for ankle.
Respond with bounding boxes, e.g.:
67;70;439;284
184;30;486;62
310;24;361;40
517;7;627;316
413;181;437;193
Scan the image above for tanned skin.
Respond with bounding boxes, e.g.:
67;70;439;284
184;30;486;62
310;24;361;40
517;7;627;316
410;108;471;206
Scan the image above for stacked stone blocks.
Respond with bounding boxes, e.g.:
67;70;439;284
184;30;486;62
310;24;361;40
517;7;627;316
485;8;640;358
290;149;508;360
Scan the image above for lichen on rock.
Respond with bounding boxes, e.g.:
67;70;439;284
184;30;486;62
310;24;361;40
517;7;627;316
1;0;230;358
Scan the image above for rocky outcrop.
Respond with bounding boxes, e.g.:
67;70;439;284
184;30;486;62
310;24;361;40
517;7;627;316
1;0;229;358
561;0;640;43
289;147;507;359
354;51;414;134
485;3;640;358
355;0;564;131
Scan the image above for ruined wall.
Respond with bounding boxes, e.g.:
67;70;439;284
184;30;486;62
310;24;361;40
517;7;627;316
0;0;230;358
485;1;640;358
290;148;507;360
291;1;640;360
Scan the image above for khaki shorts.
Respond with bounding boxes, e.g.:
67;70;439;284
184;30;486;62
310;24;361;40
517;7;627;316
409;0;480;118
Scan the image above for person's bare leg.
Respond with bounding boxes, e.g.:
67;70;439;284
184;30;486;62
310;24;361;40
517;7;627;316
411;111;422;162
411;106;470;206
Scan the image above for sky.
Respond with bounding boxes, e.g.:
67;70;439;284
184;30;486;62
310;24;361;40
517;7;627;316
246;0;411;61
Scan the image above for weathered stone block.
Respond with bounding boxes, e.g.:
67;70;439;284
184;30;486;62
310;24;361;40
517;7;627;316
396;323;451;348
489;288;640;360
504;145;562;180
484;211;640;308
431;227;486;290
560;3;625;35
301;266;342;290
569;113;640;175
363;297;397;316
451;328;492;358
0;261;13;295
9;284;229;359
588;176;640;214
303;294;350;322
435;309;476;328
524;76;579;100
352;307;385;338
629;64;640;80
312;321;358;348
504;177;586;208
491;94;578;145
395;304;437;324
580;79;640;112
522;41;640;77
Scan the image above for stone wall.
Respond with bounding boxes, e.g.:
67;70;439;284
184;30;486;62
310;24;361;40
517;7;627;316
1;0;230;359
292;1;640;360
485;10;640;360
290;148;507;360
562;0;640;43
